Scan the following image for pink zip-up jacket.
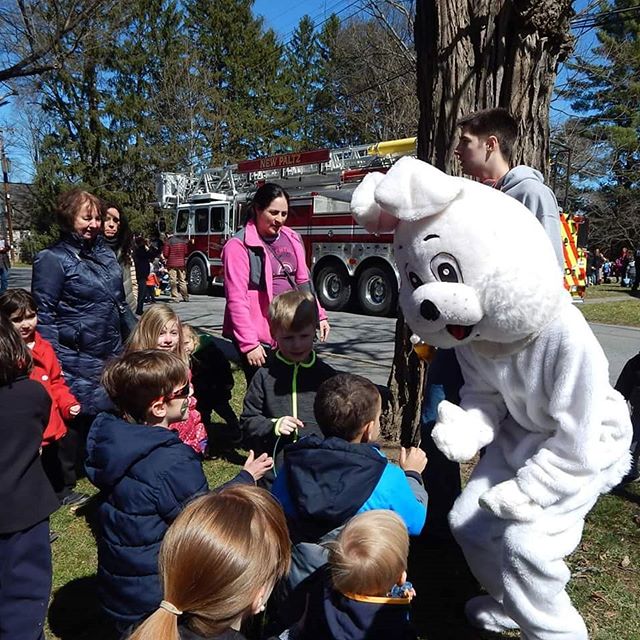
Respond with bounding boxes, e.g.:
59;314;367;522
222;219;327;354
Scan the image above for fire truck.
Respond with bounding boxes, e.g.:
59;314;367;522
155;139;417;316
155;139;586;315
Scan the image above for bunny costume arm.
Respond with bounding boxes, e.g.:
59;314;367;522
432;351;506;463
458;305;631;512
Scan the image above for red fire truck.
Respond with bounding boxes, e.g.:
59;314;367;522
155;139;416;316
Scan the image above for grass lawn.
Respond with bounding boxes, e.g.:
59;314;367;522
585;283;635;300
580;299;640;328
47;368;640;640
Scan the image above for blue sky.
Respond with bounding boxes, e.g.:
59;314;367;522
2;0;597;182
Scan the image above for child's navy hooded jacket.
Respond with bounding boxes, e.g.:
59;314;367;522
272;435;427;607
85;412;252;629
290;569;417;640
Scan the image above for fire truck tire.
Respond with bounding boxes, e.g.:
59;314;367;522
187;257;209;295
356;265;397;316
315;264;352;312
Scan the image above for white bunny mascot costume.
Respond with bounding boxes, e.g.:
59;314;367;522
351;157;632;640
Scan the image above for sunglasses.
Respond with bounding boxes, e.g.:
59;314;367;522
164;382;190;401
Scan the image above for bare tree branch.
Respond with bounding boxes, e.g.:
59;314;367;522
0;0;114;83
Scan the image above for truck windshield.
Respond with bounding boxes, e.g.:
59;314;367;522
176;209;189;234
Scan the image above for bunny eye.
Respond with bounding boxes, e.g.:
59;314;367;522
430;253;462;283
407;270;424;290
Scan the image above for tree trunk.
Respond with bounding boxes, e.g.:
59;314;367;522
382;0;573;443
415;0;574;174
382;310;426;447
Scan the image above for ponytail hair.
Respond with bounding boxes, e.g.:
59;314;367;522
128;484;290;640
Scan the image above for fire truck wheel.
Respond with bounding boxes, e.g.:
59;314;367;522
187;257;209;295
356;265;397;316
315;263;352;312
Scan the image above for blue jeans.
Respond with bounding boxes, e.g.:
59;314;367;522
420;348;464;541
0;268;8;294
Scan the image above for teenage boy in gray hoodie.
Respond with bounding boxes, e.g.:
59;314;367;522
453;107;563;268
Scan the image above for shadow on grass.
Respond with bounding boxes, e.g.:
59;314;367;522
611;483;640;505
48;575;118;640
409;537;513;640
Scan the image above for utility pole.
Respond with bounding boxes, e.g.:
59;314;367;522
0;129;14;262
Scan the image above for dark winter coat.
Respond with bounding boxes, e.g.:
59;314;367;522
289;568;417;640
85;411;255;629
0;378;58;534
32;233;126;415
240;351;337;456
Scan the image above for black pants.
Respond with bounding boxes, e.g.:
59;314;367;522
136;283;155;315
55;415;94;498
0;519;51;640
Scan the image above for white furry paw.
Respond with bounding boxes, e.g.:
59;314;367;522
479;479;543;522
465;595;520;633
431;401;490;463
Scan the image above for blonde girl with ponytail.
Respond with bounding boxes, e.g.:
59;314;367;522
128;484;290;640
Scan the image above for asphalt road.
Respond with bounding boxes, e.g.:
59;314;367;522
9;266;640;386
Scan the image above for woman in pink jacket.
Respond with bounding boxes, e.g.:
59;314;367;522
222;183;330;381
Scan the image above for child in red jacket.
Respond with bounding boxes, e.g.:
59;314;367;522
0;289;80;494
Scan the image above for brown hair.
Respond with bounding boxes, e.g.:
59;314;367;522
0;289;37;321
101;350;188;422
125;304;186;362
0;314;33;385
55;188;102;233
128;484;291;640
328;510;408;597
314;373;381;441
268;290;318;335
457;108;518;162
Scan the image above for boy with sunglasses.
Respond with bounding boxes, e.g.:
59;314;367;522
85;349;272;633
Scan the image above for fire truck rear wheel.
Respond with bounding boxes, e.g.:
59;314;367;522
315;263;352;312
357;265;397;316
187;257;209;295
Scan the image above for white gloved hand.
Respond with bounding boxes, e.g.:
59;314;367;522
479;479;543;522
431;400;494;463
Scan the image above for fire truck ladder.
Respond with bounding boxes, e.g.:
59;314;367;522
155;137;417;208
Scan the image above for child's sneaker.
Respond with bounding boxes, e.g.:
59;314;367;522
60;491;91;511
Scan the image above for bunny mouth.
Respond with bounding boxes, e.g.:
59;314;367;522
446;324;475;340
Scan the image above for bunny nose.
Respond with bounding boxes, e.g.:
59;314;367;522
420;300;440;321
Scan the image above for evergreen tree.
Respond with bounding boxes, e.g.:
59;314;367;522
184;0;286;163
282;15;321;149
560;0;640;250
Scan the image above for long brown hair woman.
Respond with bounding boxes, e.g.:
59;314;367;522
128;484;290;640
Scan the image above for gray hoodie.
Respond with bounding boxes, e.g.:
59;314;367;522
498;166;564;269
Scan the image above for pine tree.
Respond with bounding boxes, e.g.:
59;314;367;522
282;16;321;150
560;0;640;250
184;0;286;162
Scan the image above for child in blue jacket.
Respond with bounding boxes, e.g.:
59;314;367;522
85;350;272;633
271;373;428;626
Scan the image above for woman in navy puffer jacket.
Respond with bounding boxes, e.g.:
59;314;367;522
32;188;127;504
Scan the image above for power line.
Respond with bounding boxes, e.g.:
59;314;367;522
570;4;640;29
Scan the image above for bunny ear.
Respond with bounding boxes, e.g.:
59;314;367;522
374;157;463;221
351;172;399;233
